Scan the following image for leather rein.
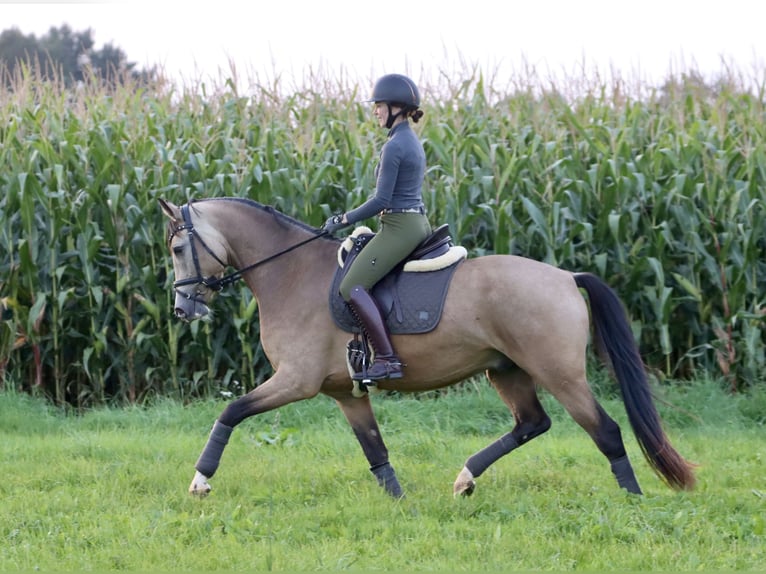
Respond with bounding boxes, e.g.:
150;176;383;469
169;202;327;300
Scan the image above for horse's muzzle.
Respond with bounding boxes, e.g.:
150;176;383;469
174;292;210;321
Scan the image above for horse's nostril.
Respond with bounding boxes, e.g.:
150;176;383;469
175;308;186;319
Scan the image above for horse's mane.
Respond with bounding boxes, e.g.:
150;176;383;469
191;197;322;236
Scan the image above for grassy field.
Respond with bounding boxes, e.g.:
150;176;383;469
1;379;764;571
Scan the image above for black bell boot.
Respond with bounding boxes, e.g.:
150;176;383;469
348;286;403;381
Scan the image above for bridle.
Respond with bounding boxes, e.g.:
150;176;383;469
168;203;229;302
169;202;327;301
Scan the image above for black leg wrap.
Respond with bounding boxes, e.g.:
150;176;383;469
195;420;233;479
465;433;520;478
610;454;643;495
370;462;404;499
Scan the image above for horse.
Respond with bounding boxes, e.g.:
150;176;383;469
158;196;696;500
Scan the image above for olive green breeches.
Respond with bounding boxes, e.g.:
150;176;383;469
339;212;431;301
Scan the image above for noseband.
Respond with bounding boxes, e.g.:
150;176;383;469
169;201;327;300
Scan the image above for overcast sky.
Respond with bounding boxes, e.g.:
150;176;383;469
2;1;764;91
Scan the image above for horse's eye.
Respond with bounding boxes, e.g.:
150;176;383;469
173;244;185;255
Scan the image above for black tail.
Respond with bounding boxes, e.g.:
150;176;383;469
574;272;695;490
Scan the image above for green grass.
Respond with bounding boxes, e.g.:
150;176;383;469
1;380;764;571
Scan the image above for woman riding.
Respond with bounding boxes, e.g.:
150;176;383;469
323;73;431;381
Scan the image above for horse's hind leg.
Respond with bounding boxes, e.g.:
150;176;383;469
454;368;552;496
546;377;643;494
334;394;404;498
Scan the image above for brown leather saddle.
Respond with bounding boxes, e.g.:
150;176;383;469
329;224;466;334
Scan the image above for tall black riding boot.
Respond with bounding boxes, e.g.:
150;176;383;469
348;286;403;381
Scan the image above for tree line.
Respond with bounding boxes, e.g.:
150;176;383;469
0;24;154;88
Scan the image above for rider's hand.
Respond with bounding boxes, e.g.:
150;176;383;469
322;214;348;234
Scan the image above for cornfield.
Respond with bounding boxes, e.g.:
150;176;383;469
1;66;764;406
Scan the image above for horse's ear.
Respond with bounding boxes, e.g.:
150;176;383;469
158;198;181;221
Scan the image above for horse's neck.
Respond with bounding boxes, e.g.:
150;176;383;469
211;203;333;310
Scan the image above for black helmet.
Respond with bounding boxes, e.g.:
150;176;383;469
368;74;420;108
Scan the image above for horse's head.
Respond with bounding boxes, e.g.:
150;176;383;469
159;199;229;321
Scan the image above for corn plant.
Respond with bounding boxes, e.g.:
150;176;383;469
0;65;763;406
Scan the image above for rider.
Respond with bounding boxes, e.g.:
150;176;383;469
323;73;431;381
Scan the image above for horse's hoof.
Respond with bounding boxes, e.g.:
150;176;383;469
454;480;476;497
453;467;476;497
189;471;212;496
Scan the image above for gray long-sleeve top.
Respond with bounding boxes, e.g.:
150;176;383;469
345;121;426;223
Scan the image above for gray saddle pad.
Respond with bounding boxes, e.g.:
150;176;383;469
329;261;462;335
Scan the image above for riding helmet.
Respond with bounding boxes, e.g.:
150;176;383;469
368;73;420;108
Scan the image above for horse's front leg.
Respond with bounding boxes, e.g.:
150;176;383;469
334;394;404;499
189;371;318;496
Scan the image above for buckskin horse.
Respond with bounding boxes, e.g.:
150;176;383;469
159;197;695;499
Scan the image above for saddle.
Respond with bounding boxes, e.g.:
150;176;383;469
329;224;467;334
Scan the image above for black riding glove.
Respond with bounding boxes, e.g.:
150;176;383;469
322;214;349;234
